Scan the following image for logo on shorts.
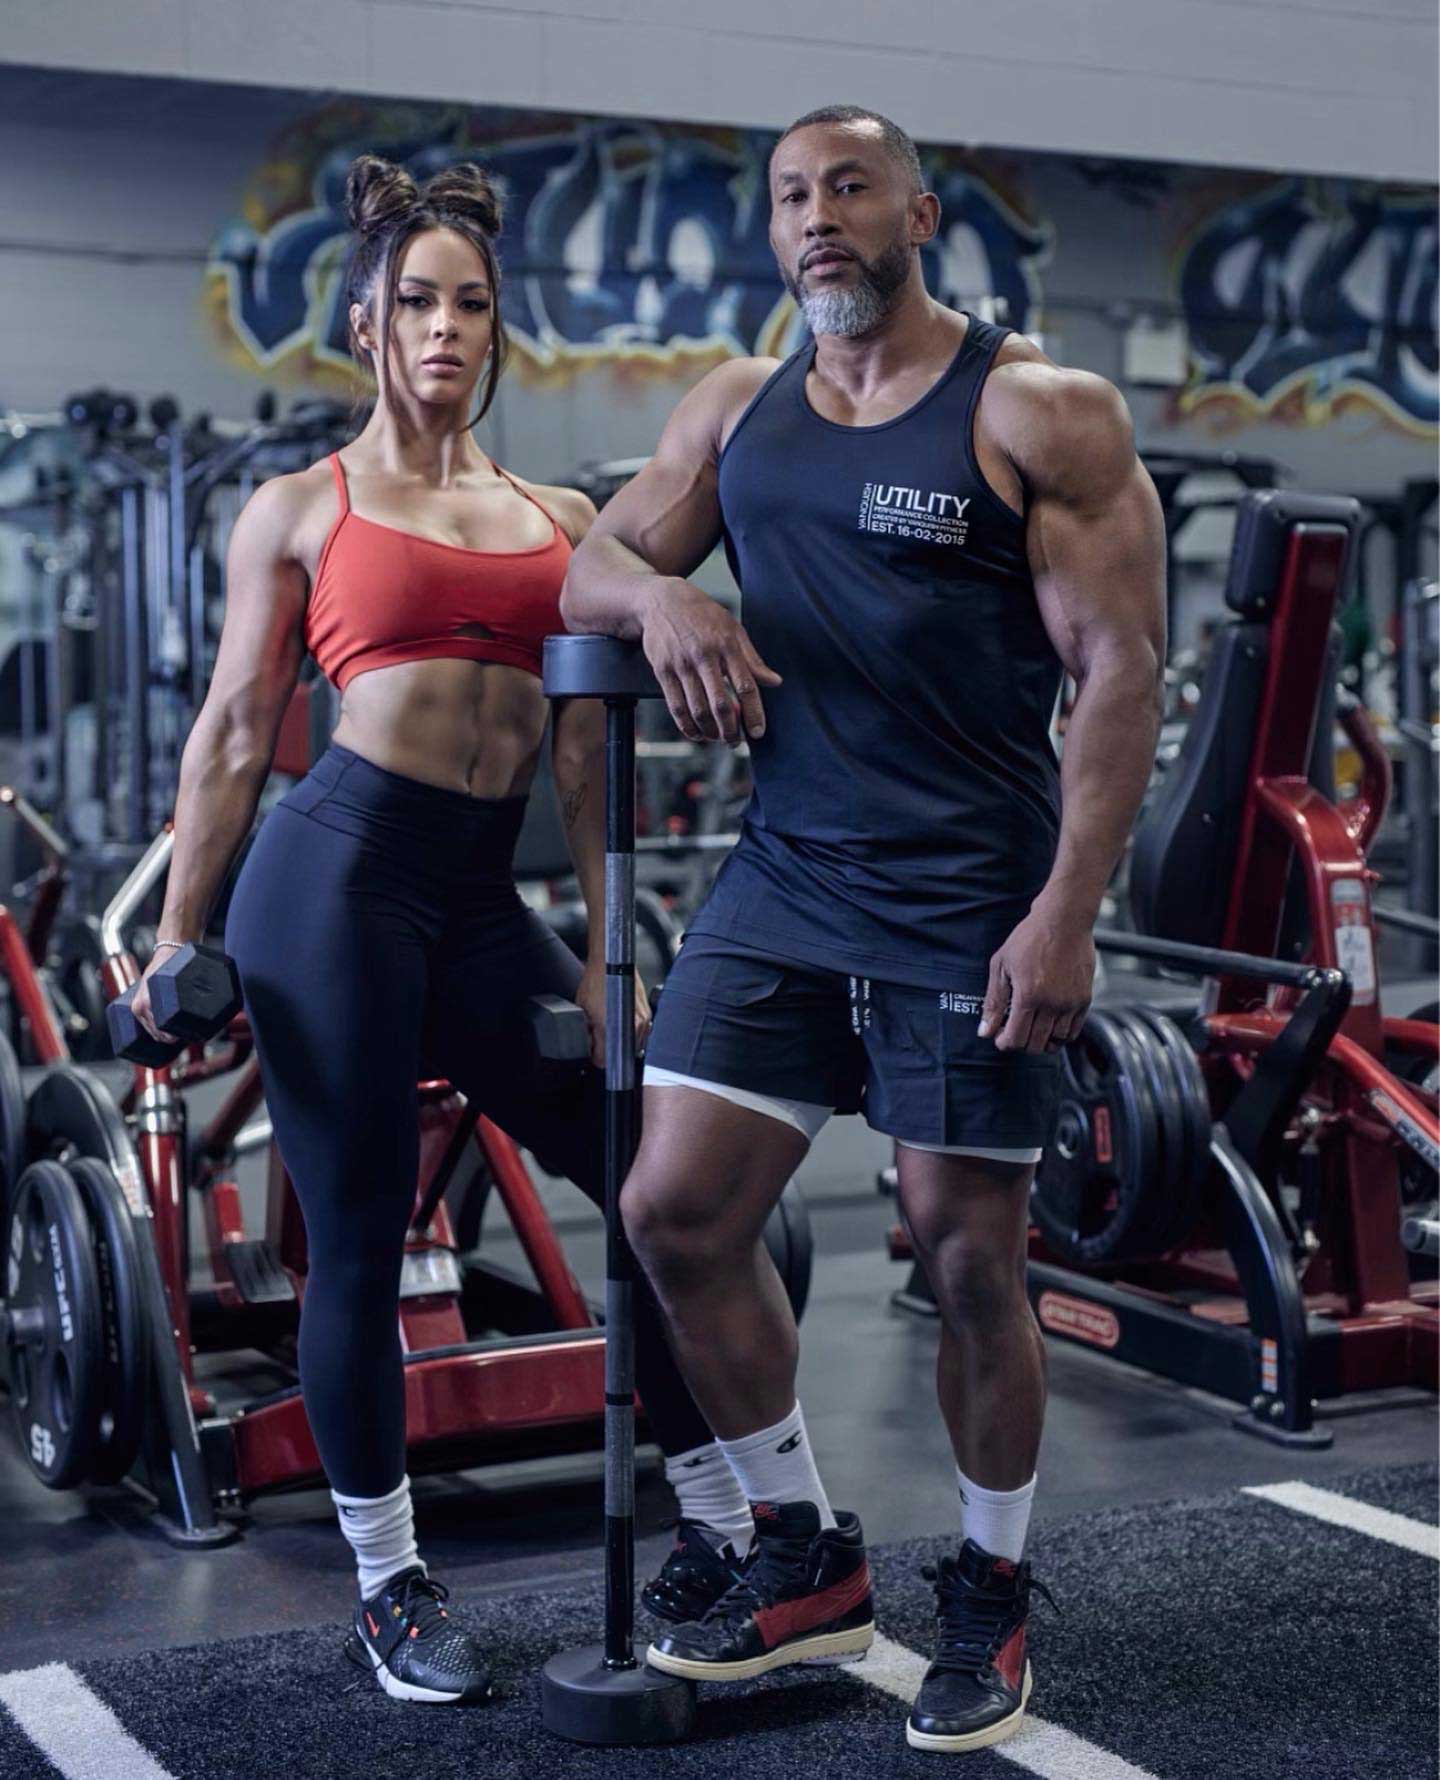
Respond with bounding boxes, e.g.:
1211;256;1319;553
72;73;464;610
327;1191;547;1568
939;992;984;1017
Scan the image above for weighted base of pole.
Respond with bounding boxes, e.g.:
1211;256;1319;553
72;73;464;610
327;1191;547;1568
541;1642;696;1745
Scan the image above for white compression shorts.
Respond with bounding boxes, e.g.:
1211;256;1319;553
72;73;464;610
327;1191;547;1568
644;1067;1041;1163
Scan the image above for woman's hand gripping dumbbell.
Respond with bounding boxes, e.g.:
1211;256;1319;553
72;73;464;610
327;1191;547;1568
106;941;244;1066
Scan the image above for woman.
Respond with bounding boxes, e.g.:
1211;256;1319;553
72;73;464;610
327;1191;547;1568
129;157;752;1703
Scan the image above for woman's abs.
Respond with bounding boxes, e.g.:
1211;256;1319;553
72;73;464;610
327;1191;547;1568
329;655;549;798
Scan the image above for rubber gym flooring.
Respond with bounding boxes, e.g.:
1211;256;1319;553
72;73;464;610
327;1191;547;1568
2;1006;1437;1777
0;1458;1434;1780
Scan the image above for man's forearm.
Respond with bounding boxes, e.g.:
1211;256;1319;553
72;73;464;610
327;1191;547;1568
562;532;672;640
1035;651;1162;928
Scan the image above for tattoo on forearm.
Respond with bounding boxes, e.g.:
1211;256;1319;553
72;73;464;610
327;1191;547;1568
562;782;589;829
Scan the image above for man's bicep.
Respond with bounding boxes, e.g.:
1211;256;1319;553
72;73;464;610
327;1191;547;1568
1025;400;1166;676
589;373;734;577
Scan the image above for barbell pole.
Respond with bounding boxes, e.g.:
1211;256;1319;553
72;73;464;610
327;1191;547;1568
602;693;638;1669
539;634;696;1744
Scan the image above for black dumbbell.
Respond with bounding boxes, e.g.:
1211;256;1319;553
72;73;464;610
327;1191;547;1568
106;943;243;1066
519;994;591;1091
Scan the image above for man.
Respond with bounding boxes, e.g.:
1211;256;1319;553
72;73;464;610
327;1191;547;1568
563;105;1164;1754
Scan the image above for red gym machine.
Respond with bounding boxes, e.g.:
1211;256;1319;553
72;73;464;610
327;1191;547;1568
889;491;1438;1444
2;818;609;1541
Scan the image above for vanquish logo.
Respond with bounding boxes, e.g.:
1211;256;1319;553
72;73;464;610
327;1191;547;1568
860;485;971;546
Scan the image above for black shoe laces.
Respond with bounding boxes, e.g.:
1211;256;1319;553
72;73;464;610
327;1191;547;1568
658;1519;745;1579
922;1561;1059;1676
390;1571;454;1638
704;1534;811;1627
341;1572;458;1692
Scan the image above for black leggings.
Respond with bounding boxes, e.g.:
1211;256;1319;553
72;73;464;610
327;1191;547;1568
226;744;709;1497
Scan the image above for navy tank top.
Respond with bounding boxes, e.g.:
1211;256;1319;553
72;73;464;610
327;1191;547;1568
688;314;1063;988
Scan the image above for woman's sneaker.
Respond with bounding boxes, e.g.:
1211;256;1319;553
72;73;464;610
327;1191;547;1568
642;1519;749;1624
906;1542;1058;1753
646;1501;874;1682
345;1565;492;1704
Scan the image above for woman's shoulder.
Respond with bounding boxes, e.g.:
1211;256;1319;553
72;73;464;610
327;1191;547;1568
510;475;597;547
233;457;343;567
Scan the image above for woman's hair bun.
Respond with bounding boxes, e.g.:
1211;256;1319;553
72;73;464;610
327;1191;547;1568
345;155;420;235
422;163;503;237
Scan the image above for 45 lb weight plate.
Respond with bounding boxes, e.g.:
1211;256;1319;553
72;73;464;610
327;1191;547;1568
1032;1009;1160;1266
4;1159;104;1487
68;1156;147;1484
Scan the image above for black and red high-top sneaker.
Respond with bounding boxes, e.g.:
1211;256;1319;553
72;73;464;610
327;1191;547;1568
906;1540;1059;1753
344;1565;492;1704
646;1501;874;1682
642;1519;749;1624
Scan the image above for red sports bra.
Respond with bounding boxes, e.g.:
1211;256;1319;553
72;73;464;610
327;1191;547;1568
304;453;572;691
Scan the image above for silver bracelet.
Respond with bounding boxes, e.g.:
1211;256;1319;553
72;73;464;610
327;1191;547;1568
150;939;187;953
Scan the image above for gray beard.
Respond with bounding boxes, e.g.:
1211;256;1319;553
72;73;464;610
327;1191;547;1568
799;282;892;339
792;238;910;339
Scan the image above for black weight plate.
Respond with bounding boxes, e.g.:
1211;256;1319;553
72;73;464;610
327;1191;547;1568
4;1159;104;1487
25;1064;148;1216
1110;1011;1189;1260
1385;1037;1439;1206
1033;1009;1154;1266
1105;1014;1166;1260
762;1180;813;1322
1131;1006;1213;1198
0;1030;24;1231
1111;1008;1187;1255
67;1156;147;1485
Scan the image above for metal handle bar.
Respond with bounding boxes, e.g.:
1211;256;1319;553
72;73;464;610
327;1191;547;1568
0;786;70;865
100;826;174;958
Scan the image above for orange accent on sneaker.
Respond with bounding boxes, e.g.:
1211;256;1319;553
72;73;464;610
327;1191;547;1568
994;1622;1026;1690
992;1557;1018;1579
752;1559;871;1650
753;1502;780;1520
365;1612;380;1638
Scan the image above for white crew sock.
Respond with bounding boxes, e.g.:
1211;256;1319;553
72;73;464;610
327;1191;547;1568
956;1465;1037;1564
331;1476;425;1600
717;1403;836;1530
664;1441;756;1555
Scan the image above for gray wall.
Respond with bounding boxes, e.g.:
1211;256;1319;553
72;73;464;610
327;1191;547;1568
2;0;1435;181
0;68;1434;667
0;70;1432;487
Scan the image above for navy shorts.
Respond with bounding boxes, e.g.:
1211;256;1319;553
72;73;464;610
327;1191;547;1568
645;932;1059;1152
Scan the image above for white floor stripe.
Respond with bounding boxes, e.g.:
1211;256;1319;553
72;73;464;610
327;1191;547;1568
858;1635;1162;1780
0;1662;177;1780
1242;1481;1440;1560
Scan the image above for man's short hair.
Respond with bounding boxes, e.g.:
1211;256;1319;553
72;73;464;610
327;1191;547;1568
774;106;924;194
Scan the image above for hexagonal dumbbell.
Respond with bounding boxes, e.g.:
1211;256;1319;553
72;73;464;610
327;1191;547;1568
106;943;243;1066
520;994;591;1092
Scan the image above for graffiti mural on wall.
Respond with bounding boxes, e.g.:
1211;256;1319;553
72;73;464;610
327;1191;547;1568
205;106;1049;389
1178;179;1438;434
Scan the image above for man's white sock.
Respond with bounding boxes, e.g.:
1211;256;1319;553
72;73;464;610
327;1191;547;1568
956;1464;1036;1564
717;1403;836;1529
664;1440;755;1554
